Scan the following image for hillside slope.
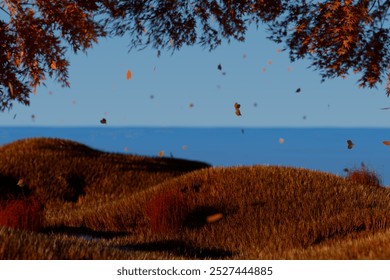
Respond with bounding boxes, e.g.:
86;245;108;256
0;137;210;205
1;138;390;259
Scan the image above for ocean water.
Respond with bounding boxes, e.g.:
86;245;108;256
0;126;390;185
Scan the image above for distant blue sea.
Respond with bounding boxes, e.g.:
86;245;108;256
1;127;390;185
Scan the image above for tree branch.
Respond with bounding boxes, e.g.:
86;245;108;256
0;6;10;16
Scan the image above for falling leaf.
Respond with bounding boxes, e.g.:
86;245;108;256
182;145;188;150
267;60;272;65
189;103;194;108
276;48;282;53
124;147;129;152
241;128;245;134
50;61;57;70
262;67;267;73
217;64;222;71
302;115;307;120
206;213;223;223
126;69;132;80
347;140;354;149
234;102;241;116
296;88;301;93
158;150;164;157
383;141;390;146
100;118;107;124
13;114;17;119
288;66;292;72
150;94;155;99
17;179;25;187
380;107;390;110
279;138;285;144
8;82;14;97
31;114;36;122
253;102;258;107
242;53;247;59
169;37;174;46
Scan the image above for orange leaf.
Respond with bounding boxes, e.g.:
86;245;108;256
126;69;132;80
8;82;14;97
383;141;390;146
50;61;57;70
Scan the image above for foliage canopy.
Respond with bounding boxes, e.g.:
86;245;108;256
1;0;390;110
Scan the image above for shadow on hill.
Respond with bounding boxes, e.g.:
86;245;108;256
0;174;31;201
115;240;235;259
41;226;129;240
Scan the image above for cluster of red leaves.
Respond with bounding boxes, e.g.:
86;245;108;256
345;166;382;187
0;0;110;111
268;0;390;95
146;190;190;233
3;0;390;113
0;195;44;232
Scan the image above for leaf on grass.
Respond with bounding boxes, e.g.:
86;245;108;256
206;213;223;223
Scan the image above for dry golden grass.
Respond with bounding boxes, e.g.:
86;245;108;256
1;137;390;260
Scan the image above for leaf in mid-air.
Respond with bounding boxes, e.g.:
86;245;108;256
347;140;354;149
126;69;132;80
234;102;242;116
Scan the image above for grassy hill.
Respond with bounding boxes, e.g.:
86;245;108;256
1;138;389;259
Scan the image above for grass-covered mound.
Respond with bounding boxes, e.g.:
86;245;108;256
1;138;389;259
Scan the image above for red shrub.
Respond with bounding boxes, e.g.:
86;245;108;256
0;196;44;232
146;190;190;233
345;166;382;187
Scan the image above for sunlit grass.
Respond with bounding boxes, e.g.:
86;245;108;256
1;138;390;259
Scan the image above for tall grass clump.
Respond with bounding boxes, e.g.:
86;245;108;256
146;190;190;233
0;196;44;232
345;164;382;187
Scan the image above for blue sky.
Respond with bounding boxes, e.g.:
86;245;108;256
1;27;390;127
